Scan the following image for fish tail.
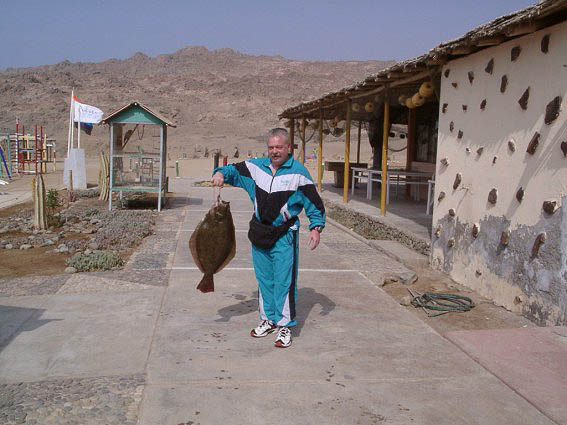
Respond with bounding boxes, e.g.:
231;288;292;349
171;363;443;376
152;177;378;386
197;273;215;293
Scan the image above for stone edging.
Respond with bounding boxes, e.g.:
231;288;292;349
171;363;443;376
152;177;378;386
325;200;431;256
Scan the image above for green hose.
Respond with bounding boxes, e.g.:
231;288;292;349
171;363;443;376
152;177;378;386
408;289;475;317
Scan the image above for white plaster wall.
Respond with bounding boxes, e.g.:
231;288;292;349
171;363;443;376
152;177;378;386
432;22;567;323
436;22;567;227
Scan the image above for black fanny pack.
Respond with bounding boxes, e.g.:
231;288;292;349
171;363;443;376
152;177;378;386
248;215;297;249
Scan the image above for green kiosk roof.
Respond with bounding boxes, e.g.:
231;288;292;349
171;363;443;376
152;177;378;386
101;102;176;127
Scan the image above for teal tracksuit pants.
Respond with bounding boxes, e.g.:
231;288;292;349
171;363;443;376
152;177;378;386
252;228;299;327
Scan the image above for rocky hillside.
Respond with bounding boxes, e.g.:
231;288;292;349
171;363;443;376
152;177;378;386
0;46;392;156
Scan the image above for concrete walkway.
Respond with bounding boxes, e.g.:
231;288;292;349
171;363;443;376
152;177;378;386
0;178;561;424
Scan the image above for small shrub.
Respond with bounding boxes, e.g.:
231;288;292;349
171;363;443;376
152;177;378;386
66;250;124;272
84;208;100;217
46;189;60;212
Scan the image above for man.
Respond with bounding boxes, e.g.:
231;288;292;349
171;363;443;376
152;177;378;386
211;128;326;348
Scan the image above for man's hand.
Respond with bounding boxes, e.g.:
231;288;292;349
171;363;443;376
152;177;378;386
307;229;320;250
211;172;224;187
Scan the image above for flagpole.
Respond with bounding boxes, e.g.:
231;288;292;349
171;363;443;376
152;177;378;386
67;89;74;157
77;107;81;149
71;93;75;152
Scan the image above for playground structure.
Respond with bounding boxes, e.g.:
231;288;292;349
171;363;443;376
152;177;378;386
0;123;56;180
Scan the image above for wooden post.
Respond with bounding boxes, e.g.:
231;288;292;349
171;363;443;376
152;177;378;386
380;96;390;216
406;108;416;197
357;120;361;164
301;117;306;164
317;109;323;191
343;99;352;203
289;118;295;157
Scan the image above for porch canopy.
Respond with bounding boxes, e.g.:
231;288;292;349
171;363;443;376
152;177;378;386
278;0;566;216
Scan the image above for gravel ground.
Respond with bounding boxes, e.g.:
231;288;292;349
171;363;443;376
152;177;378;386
0;374;144;425
326;202;431;255
0;275;70;297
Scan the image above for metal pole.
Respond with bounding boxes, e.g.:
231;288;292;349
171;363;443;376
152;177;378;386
343;99;352;203
158;125;164;212
35;125;38;175
70;92;74;154
317;109;323;192
109;124;114;211
15;120;19;174
40;126;44;174
77;108;81;149
380;96;390;216
22;125;25;173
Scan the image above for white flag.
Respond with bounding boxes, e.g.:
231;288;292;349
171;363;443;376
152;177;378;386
73;96;103;124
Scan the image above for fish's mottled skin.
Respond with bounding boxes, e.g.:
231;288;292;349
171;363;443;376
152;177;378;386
189;200;236;293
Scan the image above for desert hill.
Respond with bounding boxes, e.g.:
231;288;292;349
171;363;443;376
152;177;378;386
0;46;393;157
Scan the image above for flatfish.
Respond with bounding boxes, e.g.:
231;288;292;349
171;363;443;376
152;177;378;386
189;198;236;293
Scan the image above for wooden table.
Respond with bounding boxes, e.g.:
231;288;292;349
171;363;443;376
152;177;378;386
324;161;367;188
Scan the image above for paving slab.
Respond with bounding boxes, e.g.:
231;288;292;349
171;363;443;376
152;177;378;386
446;327;567;424
138;376;554;425
0;184;562;424
0;289;164;382
150;270;487;384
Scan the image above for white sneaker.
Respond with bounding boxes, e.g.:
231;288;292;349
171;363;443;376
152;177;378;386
250;320;277;338
274;327;292;348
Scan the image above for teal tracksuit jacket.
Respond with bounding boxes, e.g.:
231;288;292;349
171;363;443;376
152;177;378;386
214;156;326;327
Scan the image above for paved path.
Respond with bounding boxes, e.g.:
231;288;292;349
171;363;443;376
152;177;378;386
0;178;560;424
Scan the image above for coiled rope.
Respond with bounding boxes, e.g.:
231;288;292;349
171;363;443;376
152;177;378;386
407;288;475;317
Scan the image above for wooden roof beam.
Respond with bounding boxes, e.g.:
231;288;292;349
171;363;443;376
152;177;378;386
474;34;507;46
506;21;546;37
425;55;447;66
387;71;405;79
449;45;477;55
403;64;427;72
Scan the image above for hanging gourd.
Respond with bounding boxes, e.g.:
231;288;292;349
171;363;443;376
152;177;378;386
405;97;416;109
398;95;408;106
412;93;426;107
419;82;434;98
364;102;375;113
352;103;360;112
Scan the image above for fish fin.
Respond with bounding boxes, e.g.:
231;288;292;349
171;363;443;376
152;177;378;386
197;273;214;293
215;229;236;273
189;230;205;273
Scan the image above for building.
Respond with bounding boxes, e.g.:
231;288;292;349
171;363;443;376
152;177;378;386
279;0;567;324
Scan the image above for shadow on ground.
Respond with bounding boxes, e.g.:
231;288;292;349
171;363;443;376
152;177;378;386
214;287;335;337
0;305;61;354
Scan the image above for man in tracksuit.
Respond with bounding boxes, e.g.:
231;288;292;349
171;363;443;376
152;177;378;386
212;128;326;348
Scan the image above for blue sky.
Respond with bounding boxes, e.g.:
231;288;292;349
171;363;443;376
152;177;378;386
0;0;535;69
